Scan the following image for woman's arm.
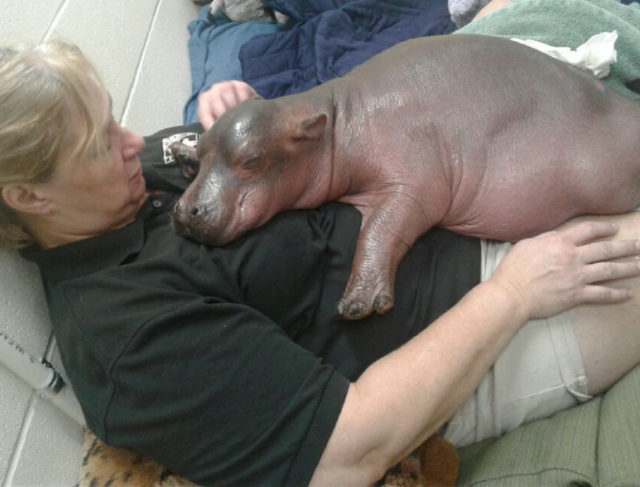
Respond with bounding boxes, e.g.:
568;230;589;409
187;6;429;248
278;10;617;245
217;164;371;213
310;221;640;486
472;0;513;23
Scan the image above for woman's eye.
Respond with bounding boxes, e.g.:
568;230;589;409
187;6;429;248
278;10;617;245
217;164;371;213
99;131;112;154
95;141;111;158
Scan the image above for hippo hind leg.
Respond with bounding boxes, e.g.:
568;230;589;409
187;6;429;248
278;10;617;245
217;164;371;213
337;195;432;320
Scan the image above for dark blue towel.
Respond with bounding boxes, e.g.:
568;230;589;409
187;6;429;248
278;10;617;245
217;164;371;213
239;0;456;99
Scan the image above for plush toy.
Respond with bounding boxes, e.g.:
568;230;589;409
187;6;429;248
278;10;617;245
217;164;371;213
192;0;289;24
448;0;492;27
79;430;459;487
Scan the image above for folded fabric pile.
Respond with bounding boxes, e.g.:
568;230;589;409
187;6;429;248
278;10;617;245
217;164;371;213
184;0;640;125
184;0;455;122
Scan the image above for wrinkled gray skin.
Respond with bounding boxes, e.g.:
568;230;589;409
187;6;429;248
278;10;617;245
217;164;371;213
173;34;640;320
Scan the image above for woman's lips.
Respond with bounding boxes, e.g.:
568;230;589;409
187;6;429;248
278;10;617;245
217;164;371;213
130;167;143;182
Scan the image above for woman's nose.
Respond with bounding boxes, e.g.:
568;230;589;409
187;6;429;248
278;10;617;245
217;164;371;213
122;128;146;160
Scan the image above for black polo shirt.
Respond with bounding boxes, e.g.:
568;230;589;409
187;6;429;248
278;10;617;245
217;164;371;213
21;124;481;487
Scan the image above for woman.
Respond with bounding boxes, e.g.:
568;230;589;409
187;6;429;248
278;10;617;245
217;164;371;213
1;41;640;487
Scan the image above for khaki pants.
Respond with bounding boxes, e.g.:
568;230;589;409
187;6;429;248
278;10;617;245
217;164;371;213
443;240;591;447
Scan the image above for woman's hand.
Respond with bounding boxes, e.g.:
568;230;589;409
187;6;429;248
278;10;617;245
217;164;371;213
197;80;259;130
491;221;640;320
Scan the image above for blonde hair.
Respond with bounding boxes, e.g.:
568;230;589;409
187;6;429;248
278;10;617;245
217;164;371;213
0;40;107;249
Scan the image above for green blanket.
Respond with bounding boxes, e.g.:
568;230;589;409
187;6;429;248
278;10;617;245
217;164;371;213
457;0;640;100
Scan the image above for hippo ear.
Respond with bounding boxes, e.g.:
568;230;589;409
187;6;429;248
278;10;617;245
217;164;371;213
292;113;327;141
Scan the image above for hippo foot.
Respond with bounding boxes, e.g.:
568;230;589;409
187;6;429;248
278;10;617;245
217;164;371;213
336;293;394;321
336;299;369;320
170;142;200;181
373;294;394;315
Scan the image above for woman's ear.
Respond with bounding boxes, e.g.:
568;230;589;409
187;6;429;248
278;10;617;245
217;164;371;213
2;185;51;215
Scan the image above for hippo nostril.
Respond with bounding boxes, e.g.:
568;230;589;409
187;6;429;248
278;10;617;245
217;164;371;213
191;207;200;217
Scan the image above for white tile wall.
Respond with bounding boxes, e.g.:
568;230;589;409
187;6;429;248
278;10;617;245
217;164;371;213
0;1;200;485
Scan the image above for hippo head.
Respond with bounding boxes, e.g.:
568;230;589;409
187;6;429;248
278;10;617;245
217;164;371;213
172;98;329;247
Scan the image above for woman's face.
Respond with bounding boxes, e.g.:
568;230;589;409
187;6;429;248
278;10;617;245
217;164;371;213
34;88;148;244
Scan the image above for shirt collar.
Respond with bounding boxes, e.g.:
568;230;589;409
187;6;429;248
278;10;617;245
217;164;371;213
20;194;177;281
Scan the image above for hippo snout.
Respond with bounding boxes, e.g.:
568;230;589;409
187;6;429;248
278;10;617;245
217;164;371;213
174;199;205;221
172;196;240;247
172;199;209;239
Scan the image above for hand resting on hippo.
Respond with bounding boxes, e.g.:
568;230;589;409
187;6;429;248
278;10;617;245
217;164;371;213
172;33;640;320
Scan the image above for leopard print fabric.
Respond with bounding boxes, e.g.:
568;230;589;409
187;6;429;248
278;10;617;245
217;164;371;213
78;430;197;487
79;430;457;487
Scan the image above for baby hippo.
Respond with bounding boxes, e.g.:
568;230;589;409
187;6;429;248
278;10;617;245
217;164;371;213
173;34;640;320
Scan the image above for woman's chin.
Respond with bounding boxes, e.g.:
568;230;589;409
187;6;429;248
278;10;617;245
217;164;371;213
131;177;147;202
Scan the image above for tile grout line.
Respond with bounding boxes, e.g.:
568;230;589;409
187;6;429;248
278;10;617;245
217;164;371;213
41;0;72;42
120;0;164;128
3;393;38;487
3;331;57;487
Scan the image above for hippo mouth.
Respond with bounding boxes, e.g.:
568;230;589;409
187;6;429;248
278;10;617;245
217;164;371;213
171;209;244;247
172;184;272;247
171;211;209;244
173;193;267;248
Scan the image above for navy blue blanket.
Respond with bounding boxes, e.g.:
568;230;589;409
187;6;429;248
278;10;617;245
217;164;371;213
183;0;454;122
240;0;456;98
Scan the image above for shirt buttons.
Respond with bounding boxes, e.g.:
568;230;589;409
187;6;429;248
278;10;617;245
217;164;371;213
151;199;163;209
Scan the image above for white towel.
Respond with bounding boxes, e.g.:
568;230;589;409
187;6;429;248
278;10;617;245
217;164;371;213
511;31;618;79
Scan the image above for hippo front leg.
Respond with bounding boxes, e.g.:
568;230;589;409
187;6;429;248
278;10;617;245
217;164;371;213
170;142;200;181
337;194;434;320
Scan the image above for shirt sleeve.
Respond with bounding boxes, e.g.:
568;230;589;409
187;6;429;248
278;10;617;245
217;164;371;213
105;298;350;487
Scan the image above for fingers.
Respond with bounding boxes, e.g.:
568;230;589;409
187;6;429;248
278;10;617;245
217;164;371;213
583;260;640;283
580;240;640;303
197;81;259;130
564;221;619;245
198;91;231;130
496;220;640;319
581;239;640;264
198;100;215;130
579;285;633;304
220;89;238;110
